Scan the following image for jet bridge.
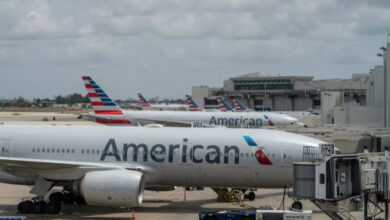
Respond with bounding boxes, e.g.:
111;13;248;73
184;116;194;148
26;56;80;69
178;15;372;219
291;146;390;220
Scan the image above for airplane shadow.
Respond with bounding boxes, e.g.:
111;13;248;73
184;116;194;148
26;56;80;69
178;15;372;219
0;198;240;220
0;190;310;219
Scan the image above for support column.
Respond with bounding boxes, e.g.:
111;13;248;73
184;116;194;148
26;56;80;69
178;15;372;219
386;42;390;128
364;193;368;220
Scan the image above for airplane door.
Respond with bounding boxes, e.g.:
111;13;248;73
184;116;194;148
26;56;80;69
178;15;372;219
0;140;13;157
165;139;194;186
281;148;293;166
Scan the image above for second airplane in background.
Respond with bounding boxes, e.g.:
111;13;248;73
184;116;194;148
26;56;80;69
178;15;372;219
138;93;187;111
82;76;300;127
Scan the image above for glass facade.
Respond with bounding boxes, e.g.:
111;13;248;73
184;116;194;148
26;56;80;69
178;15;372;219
234;79;293;91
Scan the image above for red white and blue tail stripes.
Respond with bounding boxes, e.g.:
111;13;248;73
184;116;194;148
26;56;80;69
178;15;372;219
185;95;203;112
83;76;122;115
232;98;246;111
138;93;151;108
216;97;234;112
82;76;130;125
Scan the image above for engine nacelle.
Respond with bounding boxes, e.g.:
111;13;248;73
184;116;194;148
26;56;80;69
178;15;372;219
76;170;145;208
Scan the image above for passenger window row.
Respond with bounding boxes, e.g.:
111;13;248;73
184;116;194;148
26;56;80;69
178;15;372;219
31;148;271;159
32;148;75;153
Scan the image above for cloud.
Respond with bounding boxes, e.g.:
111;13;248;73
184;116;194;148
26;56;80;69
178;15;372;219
0;0;389;98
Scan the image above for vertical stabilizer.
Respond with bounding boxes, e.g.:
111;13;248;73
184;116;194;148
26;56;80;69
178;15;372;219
185;95;203;112
232;98;247;111
138;93;152;108
216;97;234;112
82;76;123;115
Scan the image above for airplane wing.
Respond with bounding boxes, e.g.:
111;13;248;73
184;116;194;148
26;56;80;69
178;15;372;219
0;157;147;180
136;118;193;127
135;118;216;128
78;113;112;121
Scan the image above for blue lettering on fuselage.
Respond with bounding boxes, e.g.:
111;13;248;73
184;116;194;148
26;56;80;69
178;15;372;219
100;138;240;164
209;116;262;127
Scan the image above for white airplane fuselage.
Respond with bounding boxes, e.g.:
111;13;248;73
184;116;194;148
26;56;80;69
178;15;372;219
91;110;299;127
0;125;324;188
143;104;187;110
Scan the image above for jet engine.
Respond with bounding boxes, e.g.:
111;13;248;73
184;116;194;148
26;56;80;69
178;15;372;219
73;170;145;208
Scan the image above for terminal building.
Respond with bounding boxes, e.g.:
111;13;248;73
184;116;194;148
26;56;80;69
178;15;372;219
192;72;368;113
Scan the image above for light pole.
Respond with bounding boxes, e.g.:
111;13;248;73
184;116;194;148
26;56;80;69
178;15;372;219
380;46;388;127
263;84;267;112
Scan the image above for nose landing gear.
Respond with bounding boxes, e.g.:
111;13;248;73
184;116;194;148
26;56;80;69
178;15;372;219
244;191;256;201
291;200;303;210
213;188;257;202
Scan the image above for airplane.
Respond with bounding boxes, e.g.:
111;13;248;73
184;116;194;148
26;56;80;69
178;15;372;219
216;97;234;112
232;98;313;116
0;124;327;214
185;95;203;112
82;76;300;127
138;93;187;110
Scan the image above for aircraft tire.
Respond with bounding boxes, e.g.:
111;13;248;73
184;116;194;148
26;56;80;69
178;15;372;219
49;192;63;203
46;201;61;214
17;200;33;214
62;192;74;205
291;201;303;210
73;196;86;205
247;192;256;201
31;201;46;214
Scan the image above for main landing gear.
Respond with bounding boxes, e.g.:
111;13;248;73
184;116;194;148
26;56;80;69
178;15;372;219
17;196;60;214
213;188;257;202
17;191;86;214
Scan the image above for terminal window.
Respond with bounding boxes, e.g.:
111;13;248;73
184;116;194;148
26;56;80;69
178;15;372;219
205;99;218;105
254;100;263;105
314;99;321;106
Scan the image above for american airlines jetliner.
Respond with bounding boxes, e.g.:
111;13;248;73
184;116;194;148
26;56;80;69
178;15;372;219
0;124;327;214
82;76;300;127
138;93;187;110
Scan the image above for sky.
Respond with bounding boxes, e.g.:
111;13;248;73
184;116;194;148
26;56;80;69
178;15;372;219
0;0;390;100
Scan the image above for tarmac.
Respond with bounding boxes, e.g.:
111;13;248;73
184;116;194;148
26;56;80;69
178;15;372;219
0;111;380;219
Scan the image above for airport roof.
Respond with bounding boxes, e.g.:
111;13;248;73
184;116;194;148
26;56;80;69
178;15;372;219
230;72;313;81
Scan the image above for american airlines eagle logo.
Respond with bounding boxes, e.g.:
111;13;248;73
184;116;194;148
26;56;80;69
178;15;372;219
243;136;272;165
264;115;274;126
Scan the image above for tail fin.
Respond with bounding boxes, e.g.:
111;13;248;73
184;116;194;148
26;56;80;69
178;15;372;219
216;97;234;112
82;76;123;115
138;93;151;108
232;98;246;111
185;95;203;112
